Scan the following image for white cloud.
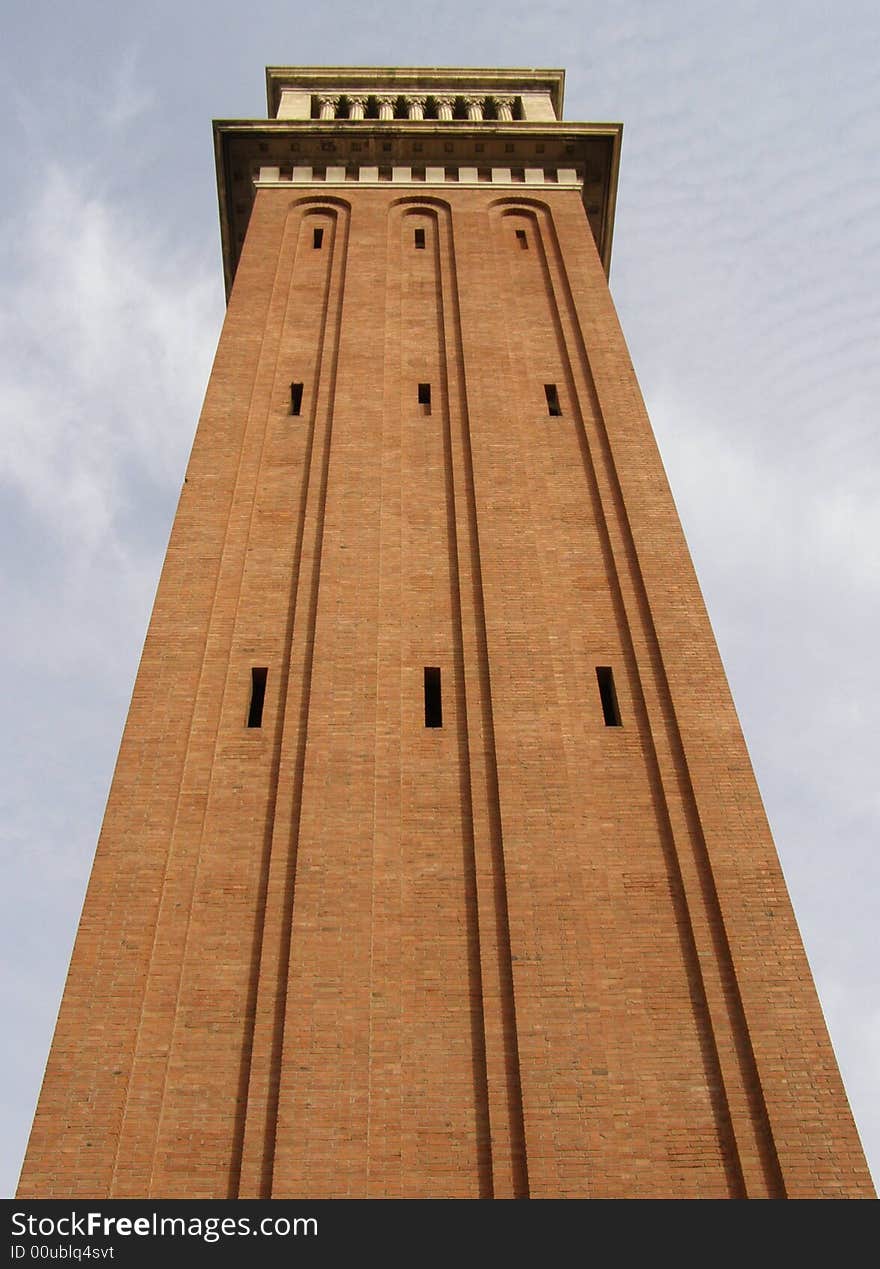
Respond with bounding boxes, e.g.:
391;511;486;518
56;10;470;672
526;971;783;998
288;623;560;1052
102;46;156;132
0;164;223;673
1;164;220;549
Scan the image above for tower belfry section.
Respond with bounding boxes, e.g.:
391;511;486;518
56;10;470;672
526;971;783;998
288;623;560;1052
20;67;872;1199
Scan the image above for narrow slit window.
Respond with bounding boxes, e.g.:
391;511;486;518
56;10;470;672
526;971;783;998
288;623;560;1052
596;666;621;727
424;667;442;728
515;228;528;249
544;383;562;416
313;226;324;249
414;227;426;249
418;382;432;415
291;382;304;415
247;667;268;729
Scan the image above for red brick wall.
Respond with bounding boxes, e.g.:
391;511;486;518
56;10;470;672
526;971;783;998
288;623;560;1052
19;186;873;1198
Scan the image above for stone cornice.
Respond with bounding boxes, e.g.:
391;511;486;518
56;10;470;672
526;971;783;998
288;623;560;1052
213;77;622;302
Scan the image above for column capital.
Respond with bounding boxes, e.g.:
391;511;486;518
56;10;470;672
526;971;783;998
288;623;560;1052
494;94;515;121
406;95;427;120
435;94;455;121
347;94;368;119
317;94;339;120
377;95;397;120
465;95;485;121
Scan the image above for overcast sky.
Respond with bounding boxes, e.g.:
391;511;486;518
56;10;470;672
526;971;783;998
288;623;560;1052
1;0;877;1196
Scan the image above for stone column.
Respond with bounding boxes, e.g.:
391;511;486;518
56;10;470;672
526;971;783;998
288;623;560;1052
377;95;396;121
465;95;484;122
318;95;339;121
348;94;368;120
495;95;515;122
436;95;455;121
407;95;427;120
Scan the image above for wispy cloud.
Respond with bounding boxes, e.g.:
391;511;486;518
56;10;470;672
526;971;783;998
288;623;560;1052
102;46;156;132
1;164;220;545
0;164;222;674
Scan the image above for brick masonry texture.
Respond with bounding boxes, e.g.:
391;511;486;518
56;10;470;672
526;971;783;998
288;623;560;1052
19;183;874;1198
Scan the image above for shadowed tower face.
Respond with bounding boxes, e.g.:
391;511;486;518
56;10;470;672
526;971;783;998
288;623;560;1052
19;68;873;1200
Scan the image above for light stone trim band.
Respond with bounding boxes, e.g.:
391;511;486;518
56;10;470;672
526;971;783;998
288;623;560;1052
256;165;582;187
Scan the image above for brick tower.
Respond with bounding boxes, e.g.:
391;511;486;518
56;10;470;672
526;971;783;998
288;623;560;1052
19;68;873;1199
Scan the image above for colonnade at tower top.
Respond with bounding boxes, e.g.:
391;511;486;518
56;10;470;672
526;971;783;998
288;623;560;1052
312;92;520;121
